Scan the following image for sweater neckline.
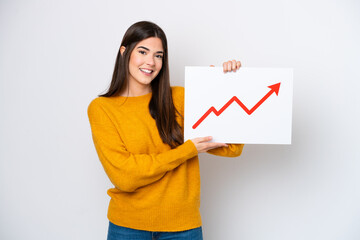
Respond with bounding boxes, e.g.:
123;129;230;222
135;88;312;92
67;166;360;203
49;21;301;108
111;92;152;104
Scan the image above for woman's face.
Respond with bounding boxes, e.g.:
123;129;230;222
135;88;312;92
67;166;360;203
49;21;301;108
128;37;164;90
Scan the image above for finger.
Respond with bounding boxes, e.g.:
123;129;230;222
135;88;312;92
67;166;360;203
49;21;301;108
193;136;212;143
223;62;227;72
207;142;228;148
210;65;215;67
232;60;236;72
236;61;241;70
227;61;232;72
205;142;228;151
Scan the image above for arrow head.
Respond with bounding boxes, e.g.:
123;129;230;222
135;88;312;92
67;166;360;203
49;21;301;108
268;82;281;96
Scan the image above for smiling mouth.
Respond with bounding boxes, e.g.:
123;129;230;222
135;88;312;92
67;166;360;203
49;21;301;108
140;68;153;74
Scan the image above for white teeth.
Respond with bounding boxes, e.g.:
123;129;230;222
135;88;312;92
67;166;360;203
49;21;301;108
140;68;153;74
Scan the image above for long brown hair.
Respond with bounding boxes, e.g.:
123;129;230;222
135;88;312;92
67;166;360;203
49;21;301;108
100;21;183;148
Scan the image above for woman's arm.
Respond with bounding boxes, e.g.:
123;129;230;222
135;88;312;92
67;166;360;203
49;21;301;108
88;99;226;193
88;100;198;193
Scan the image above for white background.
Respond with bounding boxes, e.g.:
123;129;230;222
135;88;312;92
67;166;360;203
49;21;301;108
0;0;359;239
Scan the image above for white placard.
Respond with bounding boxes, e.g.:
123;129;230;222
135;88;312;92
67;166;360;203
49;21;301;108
184;67;293;144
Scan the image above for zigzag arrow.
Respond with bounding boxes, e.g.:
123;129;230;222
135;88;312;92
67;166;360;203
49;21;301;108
192;82;281;129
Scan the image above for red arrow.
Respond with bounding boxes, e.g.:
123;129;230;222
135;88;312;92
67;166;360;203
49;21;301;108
192;82;281;129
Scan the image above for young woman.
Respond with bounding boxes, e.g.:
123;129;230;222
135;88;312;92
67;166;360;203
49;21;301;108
88;21;244;240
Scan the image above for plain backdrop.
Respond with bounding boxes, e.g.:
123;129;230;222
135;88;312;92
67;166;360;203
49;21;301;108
1;0;359;239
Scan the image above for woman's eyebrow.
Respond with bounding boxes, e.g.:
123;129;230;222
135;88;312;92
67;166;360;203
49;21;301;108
137;46;149;51
137;46;164;54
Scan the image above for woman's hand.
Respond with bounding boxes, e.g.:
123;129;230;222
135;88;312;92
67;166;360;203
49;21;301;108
191;136;228;153
210;60;241;72
223;60;241;73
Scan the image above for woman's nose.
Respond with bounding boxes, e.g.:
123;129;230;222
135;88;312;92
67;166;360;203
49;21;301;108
146;55;155;66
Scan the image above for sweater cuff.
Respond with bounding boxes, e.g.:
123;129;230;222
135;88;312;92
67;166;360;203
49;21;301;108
177;140;198;160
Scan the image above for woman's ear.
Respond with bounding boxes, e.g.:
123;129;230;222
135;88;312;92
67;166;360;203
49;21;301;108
120;46;126;56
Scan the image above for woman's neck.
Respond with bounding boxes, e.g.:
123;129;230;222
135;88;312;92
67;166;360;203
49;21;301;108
119;85;152;97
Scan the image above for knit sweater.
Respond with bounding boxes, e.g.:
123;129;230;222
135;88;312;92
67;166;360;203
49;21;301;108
87;86;244;232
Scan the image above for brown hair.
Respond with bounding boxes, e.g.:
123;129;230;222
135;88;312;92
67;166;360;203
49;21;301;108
100;21;183;148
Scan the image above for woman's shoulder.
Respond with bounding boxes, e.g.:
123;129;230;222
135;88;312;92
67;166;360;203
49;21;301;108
88;96;115;115
88;97;104;115
88;96;106;107
89;94;122;106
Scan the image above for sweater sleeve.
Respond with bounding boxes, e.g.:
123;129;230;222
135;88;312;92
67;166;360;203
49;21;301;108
87;99;198;193
206;144;245;157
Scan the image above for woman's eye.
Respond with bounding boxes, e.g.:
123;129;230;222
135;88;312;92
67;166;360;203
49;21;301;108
156;55;163;59
139;50;146;55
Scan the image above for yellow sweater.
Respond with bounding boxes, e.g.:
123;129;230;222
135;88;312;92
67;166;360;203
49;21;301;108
87;86;244;232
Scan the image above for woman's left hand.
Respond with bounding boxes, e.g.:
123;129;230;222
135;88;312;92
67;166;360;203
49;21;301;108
223;60;241;73
210;60;242;72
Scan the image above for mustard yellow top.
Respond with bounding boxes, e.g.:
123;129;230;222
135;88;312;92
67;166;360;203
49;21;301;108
87;86;244;232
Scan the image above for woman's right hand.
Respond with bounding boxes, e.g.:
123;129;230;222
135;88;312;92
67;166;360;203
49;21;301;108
191;136;228;153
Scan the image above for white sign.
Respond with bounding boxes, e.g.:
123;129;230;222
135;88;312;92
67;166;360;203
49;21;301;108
184;67;293;144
